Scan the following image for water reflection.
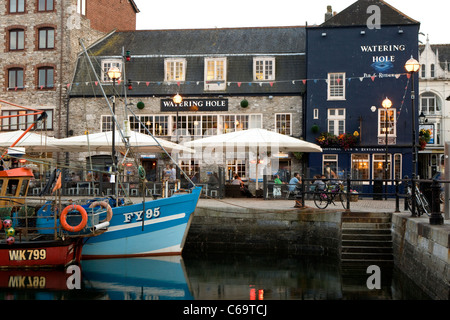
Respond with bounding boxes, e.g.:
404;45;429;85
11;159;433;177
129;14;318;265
81;256;193;300
0;253;430;300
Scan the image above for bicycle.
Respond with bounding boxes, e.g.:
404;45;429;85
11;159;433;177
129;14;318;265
406;182;430;217
313;181;347;209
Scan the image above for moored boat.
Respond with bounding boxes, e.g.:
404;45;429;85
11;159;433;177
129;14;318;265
0;167;108;269
0;237;83;269
35;186;201;259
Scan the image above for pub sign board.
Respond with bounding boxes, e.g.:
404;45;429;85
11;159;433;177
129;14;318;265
160;99;228;112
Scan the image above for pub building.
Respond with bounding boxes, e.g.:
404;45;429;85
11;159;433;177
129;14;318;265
304;0;420;194
68;26;307;188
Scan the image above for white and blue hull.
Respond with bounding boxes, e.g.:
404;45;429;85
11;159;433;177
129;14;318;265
36;186;201;259
82;187;201;259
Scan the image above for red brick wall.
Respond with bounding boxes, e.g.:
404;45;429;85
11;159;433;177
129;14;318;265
86;0;137;32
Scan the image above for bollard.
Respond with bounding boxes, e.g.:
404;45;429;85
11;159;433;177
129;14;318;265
430;179;444;225
346;174;351;210
395;178;400;213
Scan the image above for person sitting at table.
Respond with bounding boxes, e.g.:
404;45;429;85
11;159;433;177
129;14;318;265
288;172;301;192
273;174;283;197
232;175;253;198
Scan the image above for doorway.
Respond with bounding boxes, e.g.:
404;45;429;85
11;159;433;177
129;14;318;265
142;159;157;181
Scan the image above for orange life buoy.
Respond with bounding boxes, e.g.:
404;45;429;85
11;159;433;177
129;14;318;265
89;201;113;223
60;204;88;232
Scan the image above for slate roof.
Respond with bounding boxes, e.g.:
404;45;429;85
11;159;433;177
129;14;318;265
420;44;450;67
320;0;419;28
70;27;306;97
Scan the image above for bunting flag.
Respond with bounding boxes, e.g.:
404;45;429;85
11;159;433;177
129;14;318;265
61;72;411;91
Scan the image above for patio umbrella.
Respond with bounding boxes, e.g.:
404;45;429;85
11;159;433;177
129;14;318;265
51;130;195;154
0;130;59;152
184;128;322;187
184;128;322;152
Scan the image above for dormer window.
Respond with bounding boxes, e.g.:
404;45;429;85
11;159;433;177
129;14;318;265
164;58;186;82
254;57;275;81
204;58;227;91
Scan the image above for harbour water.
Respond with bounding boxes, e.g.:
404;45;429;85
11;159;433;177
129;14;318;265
0;252;430;300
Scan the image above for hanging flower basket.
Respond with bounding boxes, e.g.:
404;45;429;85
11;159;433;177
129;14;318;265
337;133;358;151
316;132;358;150
419;129;431;150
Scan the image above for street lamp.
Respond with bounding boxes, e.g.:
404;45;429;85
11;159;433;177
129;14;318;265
382;97;392;199
172;93;182;143
405;56;420;216
172;93;182;180
107;66;121;198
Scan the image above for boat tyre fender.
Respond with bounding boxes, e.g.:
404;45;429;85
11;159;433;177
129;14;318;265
60;205;88;232
89;201;113;223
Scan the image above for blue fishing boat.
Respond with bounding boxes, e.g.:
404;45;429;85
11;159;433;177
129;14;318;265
35;186;201;258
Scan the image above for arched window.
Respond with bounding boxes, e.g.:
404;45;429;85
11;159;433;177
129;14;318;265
8;68;24;89
37;67;54;89
38;27;55;49
9;28;24;50
420;92;442;115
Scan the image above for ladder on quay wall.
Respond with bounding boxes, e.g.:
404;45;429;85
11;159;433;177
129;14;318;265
339;212;394;297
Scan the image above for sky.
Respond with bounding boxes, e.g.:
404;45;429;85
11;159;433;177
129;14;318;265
133;0;449;44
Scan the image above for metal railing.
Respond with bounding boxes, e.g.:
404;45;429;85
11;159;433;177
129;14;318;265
262;174;445;224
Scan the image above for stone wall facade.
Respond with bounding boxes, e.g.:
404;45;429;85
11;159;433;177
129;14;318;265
67;94;304;182
0;0;135;141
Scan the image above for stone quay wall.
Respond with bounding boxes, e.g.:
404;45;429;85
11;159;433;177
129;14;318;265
184;207;342;256
392;213;449;300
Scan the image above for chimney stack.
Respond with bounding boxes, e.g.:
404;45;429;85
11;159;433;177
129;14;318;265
324;5;333;22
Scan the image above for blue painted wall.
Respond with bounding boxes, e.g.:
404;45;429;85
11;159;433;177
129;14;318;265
305;24;420;184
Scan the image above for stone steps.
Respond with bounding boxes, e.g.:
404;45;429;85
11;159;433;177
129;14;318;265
340;212;393;266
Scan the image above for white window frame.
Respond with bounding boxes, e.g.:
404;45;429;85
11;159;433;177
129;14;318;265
77;0;86;15
420;92;442;115
327;72;346;100
327;108;345;135
275;113;292;136
313;109;319;119
372;154;391;181
101;59;122;82
253;57;275;81
351;154;370;184
323;154;338;178
129;113;262;138
101;115;113;132
204;57;227;91
394;153;402;180
164;58;186;82
377;108;396;138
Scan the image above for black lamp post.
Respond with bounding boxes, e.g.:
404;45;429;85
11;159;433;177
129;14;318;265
173;93;182;180
107;66;121;199
404;56;420;217
382;97;392;200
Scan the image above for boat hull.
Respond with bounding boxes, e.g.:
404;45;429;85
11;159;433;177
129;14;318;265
81;187;201;259
0;238;83;269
